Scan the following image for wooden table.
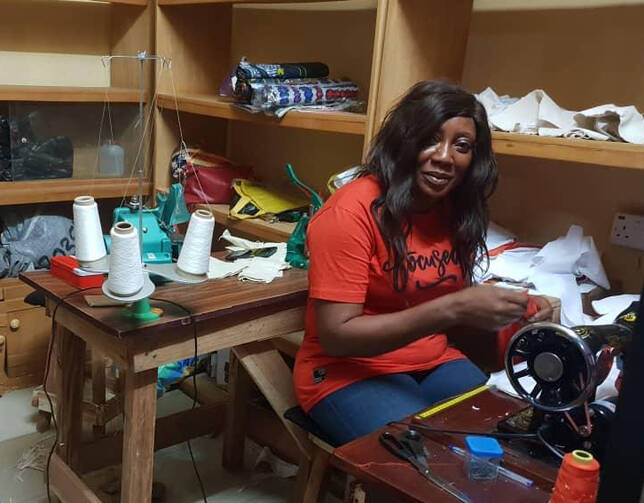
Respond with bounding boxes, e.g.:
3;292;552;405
333;389;559;503
20;269;308;503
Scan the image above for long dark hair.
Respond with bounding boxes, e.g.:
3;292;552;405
364;80;497;291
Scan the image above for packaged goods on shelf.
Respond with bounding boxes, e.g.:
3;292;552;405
222;57;363;118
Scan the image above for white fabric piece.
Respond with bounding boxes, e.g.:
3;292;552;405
475;224;610;326
207;257;249;279
595;358;621;402
239;258;286;283
207;230;290;283
575;104;644;144
486;221;516;250
477;87;644;144
475;87;518;118
531;225;609;290
591;294;640;317
490;89;541;134
487;362;535;399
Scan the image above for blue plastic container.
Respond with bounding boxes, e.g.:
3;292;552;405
465;436;504;481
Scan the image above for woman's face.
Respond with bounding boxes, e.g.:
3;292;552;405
414;116;476;208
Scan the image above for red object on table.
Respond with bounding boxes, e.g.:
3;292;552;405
50;256;104;288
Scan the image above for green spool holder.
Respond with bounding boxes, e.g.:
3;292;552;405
120;298;163;322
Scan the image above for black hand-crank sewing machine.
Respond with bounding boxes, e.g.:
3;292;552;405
498;303;639;462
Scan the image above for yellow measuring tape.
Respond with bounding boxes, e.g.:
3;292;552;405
414;384;489;420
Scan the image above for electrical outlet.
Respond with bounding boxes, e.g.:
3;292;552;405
610;213;644;251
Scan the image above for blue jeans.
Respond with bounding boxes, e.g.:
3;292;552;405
308;359;486;446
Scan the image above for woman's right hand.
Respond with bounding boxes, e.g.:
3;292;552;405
451;285;529;331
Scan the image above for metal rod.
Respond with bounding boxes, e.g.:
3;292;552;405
137;52;145;258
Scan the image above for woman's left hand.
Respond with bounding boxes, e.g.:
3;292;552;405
526;295;554;323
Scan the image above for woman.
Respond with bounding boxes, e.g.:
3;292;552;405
294;80;551;446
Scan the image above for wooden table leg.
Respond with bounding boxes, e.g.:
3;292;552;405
55;322;86;471
91;349;106;439
121;368;157;503
222;351;252;471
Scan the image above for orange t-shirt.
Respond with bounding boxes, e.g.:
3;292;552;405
294;175;466;412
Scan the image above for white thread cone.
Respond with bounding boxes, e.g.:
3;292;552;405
106;222;144;296
73;196;107;262
177;209;215;276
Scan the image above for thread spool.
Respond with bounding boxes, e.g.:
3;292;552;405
105;222;144;297
73;196;107;263
177;209;215;277
550;450;599;503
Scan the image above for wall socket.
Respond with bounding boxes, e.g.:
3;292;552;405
610;213;644;251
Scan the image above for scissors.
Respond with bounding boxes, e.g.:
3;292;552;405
379;430;473;503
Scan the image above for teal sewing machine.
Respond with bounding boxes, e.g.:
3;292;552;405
104;183;191;264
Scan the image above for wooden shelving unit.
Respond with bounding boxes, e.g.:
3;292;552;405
0;86;146;103
196;203;295;242
2;178;152;206
492;132;644;170
157;93;366;136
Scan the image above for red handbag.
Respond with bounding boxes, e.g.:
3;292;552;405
173;148;254;205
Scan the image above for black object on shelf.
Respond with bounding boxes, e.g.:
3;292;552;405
1;112;74;181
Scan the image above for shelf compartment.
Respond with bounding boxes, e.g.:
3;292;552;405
196;203;295;242
2;178;152;206
0;86;147;103
492;132;644;170
157;92;366;136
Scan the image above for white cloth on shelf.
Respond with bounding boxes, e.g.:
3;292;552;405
475;87;644;144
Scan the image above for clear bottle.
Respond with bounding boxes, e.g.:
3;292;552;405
99;142;125;177
465;436;504;481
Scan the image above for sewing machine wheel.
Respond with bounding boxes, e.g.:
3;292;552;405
505;322;596;412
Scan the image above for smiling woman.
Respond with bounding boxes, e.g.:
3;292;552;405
293;80;553;447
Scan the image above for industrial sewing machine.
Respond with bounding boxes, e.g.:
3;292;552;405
104;183;190;264
499;303;638;462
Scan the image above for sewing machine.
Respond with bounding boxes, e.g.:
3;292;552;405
499;303;638;462
104;183;190;264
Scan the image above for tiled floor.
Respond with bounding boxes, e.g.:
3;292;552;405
0;386;329;503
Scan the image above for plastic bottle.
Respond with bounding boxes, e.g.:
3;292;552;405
99;142;125;177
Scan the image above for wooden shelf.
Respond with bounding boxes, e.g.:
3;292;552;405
0;86;146;103
158;0;339;5
196;204;295;242
1;178;153;206
492;132;644;170
157;92;366;135
77;0;147;5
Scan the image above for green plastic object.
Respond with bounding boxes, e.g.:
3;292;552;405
120;298;162;322
105;183;190;264
285;164;323;269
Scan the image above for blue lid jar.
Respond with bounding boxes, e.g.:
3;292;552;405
464;436;504;481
